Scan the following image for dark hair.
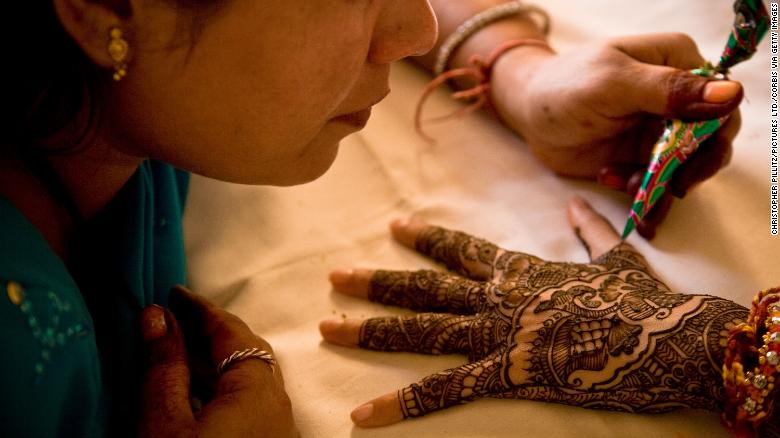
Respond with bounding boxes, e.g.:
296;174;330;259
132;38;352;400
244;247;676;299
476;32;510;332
2;1;222;156
1;3;97;155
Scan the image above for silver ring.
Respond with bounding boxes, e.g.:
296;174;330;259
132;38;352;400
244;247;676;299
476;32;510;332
217;348;276;375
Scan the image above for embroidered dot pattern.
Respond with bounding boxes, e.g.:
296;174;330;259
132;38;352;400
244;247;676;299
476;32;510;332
6;281;90;383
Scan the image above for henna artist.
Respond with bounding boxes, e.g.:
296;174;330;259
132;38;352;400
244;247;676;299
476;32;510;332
0;1;435;436
320;197;780;437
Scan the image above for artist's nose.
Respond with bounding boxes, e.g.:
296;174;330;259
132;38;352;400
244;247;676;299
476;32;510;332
368;0;438;64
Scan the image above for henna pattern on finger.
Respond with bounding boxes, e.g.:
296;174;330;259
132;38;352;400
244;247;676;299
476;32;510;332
368;270;489;314
415;227;500;279
359;313;480;356
399;355;505;418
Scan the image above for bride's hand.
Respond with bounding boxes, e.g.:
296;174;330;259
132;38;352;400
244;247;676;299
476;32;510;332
320;197;747;427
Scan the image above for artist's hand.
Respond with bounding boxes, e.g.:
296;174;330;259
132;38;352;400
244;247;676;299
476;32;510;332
490;33;742;238
138;286;298;438
320;197;747;427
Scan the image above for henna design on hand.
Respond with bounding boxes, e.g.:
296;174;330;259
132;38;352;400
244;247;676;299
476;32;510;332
358;225;749;420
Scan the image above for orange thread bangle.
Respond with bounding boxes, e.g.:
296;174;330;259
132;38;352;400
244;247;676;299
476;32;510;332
415;38;554;143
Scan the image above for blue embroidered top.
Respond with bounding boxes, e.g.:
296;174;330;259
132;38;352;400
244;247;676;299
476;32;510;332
0;161;189;437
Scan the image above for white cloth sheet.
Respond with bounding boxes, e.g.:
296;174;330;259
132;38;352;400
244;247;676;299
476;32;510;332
183;1;778;436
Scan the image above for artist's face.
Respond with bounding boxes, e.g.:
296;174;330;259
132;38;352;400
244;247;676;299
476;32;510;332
112;0;437;185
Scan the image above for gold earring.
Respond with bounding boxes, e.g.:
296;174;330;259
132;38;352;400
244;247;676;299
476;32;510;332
108;27;129;81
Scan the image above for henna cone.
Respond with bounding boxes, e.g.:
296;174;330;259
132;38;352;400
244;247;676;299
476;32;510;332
621;109;728;239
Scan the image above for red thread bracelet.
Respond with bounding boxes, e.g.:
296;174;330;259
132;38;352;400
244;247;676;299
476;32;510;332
414;38;554;143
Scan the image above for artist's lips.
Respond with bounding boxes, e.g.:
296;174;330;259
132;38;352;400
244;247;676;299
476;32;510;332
331;89;390;128
331;108;372;128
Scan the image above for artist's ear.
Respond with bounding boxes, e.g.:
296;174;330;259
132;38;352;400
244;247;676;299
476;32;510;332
52;0;131;69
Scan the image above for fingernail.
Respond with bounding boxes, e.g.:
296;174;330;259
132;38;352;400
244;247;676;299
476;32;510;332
351;403;374;424
319;318;344;336
329;269;353;285
570;196;588;209
702;81;740;103
597;172;626;191
141;305;167;341
390;218;410;229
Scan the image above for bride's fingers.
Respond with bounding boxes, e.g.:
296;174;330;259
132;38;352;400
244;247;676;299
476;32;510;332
391;218;540;281
350;355;504;427
566;196;622;260
319;318;362;347
331;268;489;314
329;268;372;299
566;197;653;271
391;218;496;280
321;314;481;355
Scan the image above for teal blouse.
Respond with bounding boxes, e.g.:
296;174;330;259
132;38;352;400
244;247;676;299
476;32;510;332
0;161;189;437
